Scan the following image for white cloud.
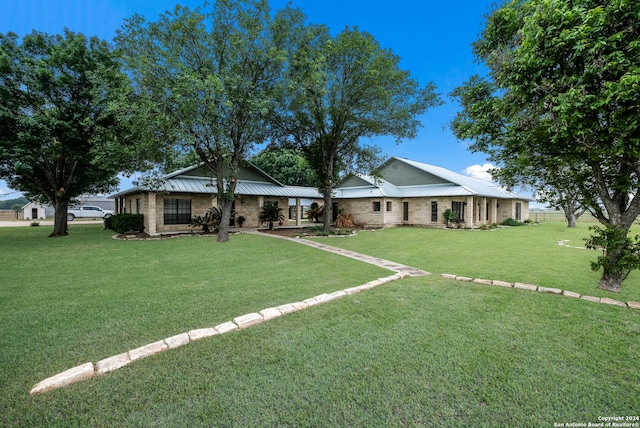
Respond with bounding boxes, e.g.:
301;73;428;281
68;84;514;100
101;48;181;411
463;163;497;182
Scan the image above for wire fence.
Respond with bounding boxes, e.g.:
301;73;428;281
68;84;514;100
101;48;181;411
529;210;599;223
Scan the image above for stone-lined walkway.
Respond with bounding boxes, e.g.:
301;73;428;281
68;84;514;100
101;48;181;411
30;232;639;395
440;273;640;309
29;234;428;395
251;231;430;277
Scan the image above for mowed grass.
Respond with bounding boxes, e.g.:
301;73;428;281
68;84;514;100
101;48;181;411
319;221;640;302
0;223;639;426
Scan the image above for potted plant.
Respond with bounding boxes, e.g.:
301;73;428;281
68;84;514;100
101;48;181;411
236;215;245;227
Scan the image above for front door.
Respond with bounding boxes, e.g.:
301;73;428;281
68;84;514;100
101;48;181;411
32;208;38;219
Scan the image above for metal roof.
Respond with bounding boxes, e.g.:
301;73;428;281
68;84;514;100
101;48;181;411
111;176;322;199
333;157;530;200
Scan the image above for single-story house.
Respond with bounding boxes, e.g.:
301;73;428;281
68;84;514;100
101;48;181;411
110;163;323;235
110;157;529;235
332;157;530;228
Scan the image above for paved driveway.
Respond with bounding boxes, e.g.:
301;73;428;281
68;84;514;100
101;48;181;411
0;220;104;227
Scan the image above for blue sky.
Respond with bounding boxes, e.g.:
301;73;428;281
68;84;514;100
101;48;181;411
0;0;498;197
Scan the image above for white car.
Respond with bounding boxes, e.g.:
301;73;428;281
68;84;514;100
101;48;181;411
67;205;114;221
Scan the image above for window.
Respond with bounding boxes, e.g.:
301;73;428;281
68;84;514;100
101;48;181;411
403;202;409;221
136;198;141;214
431;201;438;222
516;203;522;221
372;201;381;211
452;201;466;222
164;198;191;224
386;201;392;212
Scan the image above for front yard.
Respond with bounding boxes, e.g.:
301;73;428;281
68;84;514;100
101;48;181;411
1;223;638;426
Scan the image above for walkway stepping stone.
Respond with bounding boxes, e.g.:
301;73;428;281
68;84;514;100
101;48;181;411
514;283;538;291
129;340;168;362
215;321;239;334
165;333;190;349
600;298;627;308
492;280;513;288
96;353;131;375
30;363;95;396
538;286;562;295
234;313;264;329
563;291;581;298
259;307;282;321
188;328;218;341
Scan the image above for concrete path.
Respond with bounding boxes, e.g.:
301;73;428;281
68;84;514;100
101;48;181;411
251;231;430;277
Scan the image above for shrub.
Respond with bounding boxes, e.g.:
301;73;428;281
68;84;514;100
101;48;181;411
258;204;285;230
335;213;355;228
190;207;222;234
306;202;324;223
443;209;457;228
501;218;522;226
103;215;113;230
30;221;39;227
109;214;145;234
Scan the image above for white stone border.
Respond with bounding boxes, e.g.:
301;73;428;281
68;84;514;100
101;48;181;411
29;272;410;396
440;273;640;310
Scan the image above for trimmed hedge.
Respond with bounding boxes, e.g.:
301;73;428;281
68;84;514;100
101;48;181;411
107;214;144;234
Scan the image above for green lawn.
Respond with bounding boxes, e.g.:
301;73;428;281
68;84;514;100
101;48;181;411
317;222;640;302
1;223;639;426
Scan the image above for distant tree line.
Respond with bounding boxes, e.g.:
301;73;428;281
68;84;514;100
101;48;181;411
0;197;28;210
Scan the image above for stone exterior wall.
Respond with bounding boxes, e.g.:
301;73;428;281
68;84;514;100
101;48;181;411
337;196;530;228
123;193;293;234
123;191;530;234
235;195;289;228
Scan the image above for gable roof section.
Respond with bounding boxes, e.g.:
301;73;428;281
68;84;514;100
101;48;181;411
334;157;530;200
111;162;322;199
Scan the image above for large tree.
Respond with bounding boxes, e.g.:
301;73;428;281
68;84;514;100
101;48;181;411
0;30;138;237
116;0;297;242
251;147;317;186
451;0;640;292
274;24;441;230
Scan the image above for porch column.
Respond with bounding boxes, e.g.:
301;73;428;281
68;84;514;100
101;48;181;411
482;197;487;225
296;198;302;226
491;199;498;224
466;196;475;227
147;192;157;236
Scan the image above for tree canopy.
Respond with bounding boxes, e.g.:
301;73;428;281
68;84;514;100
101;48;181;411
450;0;640;292
273;24;441;229
116;0;298;242
251;147;317;187
0;30;138;236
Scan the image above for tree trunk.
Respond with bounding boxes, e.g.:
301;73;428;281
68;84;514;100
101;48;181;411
50;199;69;237
598;242;626;293
598;271;623;293
217;201;233;242
323;188;332;231
561;201;583;228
